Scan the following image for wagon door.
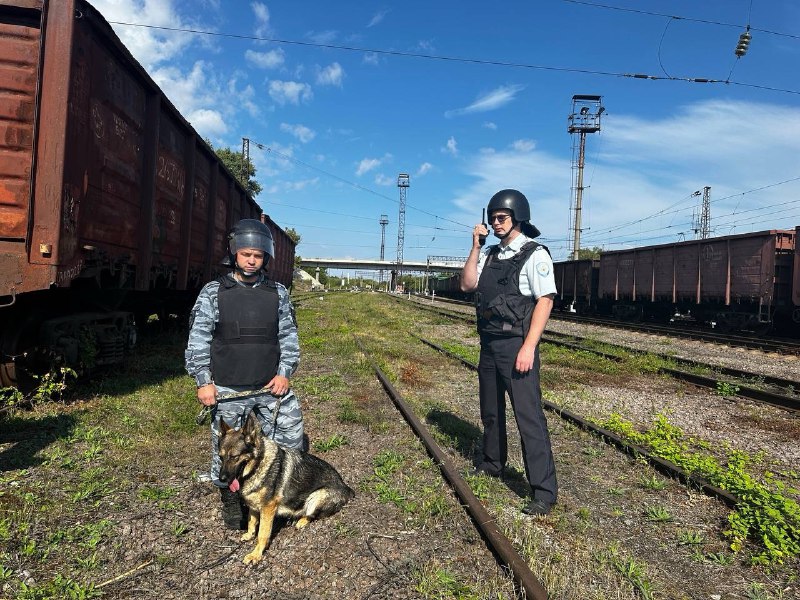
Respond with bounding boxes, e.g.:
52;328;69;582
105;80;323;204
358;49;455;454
0;1;42;256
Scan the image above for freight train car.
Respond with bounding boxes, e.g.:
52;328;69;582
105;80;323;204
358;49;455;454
428;273;472;301
263;214;295;289
552;258;598;314
553;229;798;334
0;0;295;387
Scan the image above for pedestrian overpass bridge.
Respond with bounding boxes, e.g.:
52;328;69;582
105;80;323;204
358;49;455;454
298;257;465;273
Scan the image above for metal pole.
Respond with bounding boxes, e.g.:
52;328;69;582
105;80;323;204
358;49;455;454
572;131;587;260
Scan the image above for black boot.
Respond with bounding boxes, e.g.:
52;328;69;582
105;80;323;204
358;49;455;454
220;488;248;530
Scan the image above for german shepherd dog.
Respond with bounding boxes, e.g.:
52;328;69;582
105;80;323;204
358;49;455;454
218;412;354;564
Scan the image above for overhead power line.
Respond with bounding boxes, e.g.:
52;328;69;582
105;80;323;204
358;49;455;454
107;20;800;96
248;142;473;230
581;175;800;243
560;0;799;40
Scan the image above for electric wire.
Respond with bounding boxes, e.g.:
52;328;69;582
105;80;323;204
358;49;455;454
581;176;800;243
107;20;800;96
250;142;473;230
560;0;798;40
266;200;466;233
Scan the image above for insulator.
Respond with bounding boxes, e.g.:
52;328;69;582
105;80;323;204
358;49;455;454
735;31;752;57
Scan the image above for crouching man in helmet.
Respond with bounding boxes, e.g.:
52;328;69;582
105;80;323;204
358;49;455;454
185;218;304;529
460;190;558;517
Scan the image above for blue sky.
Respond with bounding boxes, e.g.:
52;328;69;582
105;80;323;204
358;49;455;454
93;0;800;264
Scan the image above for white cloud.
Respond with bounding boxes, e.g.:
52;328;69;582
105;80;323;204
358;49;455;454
251;2;271;37
280;122;316;143
483;121;497;130
188;109;227;136
449;98;800;260
316;63;344;87
356;158;381;176
511;139;535;152
442;136;458;156
268;80;313;105
91;0;197;69
445;84;525;118
367;10;389;27
363;52;380;66
375;173;394;186
416;162;433;176
245;48;285;69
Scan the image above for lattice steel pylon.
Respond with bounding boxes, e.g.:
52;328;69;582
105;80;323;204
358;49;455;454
396;174;409;283
241;137;250;185
700;186;711;239
379;214;389;287
567;95;604;260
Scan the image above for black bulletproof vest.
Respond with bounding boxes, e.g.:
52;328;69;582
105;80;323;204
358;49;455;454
211;276;280;387
475;241;542;337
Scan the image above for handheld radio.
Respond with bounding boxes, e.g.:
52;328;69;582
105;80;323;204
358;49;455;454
479;208;487;246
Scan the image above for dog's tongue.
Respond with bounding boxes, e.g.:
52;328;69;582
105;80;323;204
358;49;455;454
228;479;240;493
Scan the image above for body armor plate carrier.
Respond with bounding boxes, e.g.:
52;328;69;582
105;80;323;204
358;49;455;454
475;241;544;337
211;277;280;387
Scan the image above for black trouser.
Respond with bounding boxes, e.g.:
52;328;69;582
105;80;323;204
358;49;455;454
478;334;558;505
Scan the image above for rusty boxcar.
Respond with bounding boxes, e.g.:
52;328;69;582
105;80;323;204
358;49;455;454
0;0;295;387
596;230;796;331
552;258;598;314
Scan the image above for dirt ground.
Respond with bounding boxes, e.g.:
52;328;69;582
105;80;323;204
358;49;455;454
1;292;798;599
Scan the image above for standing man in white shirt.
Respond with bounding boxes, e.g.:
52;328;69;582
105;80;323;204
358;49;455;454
460;189;558;516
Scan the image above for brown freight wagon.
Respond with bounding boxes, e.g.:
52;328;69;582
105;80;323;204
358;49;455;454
552;258;598;313
263;215;295;288
794;226;800;326
596;230;795;331
0;0;295;387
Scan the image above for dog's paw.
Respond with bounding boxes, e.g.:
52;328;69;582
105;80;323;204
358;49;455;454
294;517;310;530
241;532;255;541
243;551;263;565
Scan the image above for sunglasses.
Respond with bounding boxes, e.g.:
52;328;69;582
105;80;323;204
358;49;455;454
489;214;511;224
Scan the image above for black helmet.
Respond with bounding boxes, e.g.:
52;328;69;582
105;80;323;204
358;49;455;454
487;189;541;238
228;218;274;260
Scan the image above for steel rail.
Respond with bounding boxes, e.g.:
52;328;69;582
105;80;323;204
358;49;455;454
411;334;739;509
550;313;800;355
352;336;550;600
540;335;800;414
543;330;800;390
396;297;800;413
407;294;800;355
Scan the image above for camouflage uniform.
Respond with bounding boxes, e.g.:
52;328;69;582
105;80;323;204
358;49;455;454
185;272;303;487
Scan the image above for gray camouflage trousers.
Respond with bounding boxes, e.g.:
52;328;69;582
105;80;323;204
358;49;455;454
209;384;304;487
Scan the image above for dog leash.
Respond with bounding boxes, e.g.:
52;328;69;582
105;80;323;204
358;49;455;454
195;386;272;425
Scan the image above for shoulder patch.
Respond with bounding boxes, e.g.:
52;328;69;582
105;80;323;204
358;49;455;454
536;262;551;277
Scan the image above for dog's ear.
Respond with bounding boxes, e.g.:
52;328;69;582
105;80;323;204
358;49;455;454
243;411;261;441
220;418;232;434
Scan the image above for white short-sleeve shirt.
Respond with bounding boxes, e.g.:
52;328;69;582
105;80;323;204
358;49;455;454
476;233;557;299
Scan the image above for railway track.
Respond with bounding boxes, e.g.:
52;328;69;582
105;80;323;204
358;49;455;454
411;293;800;355
394;295;800;414
347;295;798;596
551;313;800;355
410;333;738;509
353;335;549;600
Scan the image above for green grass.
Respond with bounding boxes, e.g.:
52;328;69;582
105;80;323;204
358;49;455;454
313;433;349;452
598;412;800;564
